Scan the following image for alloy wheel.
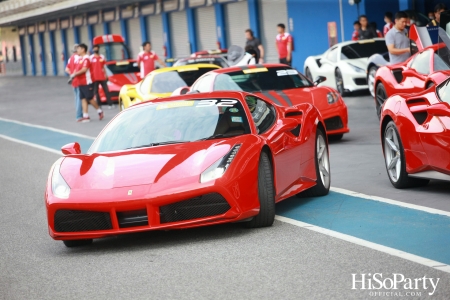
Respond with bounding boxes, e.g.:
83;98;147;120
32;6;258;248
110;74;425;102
317;134;330;189
384;126;401;183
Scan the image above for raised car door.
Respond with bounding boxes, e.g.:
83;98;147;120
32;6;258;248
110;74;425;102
400;50;432;93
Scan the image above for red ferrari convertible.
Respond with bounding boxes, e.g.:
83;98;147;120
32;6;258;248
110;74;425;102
46;91;330;247
374;25;450;118
380;77;450;188
173;64;349;140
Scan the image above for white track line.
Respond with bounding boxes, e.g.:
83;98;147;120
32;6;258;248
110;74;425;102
0;117;96;140
0;134;61;155
275;216;450;274
331;187;450;217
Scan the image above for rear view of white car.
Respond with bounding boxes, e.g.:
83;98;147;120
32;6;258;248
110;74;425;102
304;39;387;95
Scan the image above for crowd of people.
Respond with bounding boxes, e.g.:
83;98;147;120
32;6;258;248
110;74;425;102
350;3;448;66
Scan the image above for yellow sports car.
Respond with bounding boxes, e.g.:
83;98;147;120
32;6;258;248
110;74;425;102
119;64;220;110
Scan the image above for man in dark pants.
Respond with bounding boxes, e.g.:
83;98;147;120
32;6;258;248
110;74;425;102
90;45;114;109
276;23;293;66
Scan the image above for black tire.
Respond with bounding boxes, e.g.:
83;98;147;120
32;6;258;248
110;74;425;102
375;83;388;119
328;134;343;141
298;128;331;197
245;151;275;228
335;68;347;96
383;121;429;189
305;67;313;82
63;239;93;248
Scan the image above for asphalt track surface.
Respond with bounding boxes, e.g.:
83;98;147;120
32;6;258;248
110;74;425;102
1;77;450;299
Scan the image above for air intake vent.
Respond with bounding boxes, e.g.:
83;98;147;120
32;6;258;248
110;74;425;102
117;209;148;228
54;210;112;232
324;116;344;131
159;193;230;224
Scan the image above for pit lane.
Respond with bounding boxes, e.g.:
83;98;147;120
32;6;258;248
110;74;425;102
1;76;450;299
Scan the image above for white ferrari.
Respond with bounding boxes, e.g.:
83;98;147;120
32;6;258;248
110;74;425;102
303;39;387;95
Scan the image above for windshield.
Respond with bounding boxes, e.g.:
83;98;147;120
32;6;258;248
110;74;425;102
88;99;251;153
105;61;140;76
151;68;216;93
341;41;387;59
97;42;131;61
175;57;228;68
213;67;312;92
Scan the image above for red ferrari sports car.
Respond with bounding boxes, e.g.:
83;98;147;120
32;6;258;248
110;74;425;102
93;35;141;103
374;25;450;118
173;64;349;140
380;77;450;188
46;91;330;247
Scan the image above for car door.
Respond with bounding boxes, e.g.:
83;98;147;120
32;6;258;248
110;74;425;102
400;49;432;93
257;97;304;196
317;47;339;88
418;84;450;171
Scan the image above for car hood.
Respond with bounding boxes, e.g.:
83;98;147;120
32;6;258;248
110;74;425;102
342;58;368;69
59;140;237;190
109;73;140;86
254;88;315;106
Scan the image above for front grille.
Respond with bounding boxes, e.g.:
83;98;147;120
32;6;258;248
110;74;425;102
159;193;231;224
353;78;367;86
117;209;148;228
324;116;344;131
54;210;112;232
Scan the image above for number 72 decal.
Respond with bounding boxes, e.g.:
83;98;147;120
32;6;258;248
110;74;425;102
196;99;238;107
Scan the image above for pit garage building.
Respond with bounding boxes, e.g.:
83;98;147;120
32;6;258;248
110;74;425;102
0;0;445;76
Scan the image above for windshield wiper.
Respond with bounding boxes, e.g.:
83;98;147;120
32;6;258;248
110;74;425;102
197;133;244;141
125;140;188;149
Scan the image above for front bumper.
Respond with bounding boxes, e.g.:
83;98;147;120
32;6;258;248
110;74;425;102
46;183;259;240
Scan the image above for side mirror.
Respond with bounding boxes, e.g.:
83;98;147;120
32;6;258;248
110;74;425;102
61;142;81;155
171;86;190;96
279;118;299;132
313;76;326;86
427;103;450;117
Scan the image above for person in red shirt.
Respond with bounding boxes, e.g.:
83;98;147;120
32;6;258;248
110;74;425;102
383;12;394;36
352;21;361;41
137;41;166;78
65;44;83;121
70;43;103;123
275;23;293;66
90;45;114;109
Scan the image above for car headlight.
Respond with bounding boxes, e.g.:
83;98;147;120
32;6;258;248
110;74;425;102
327;92;339;104
347;63;365;73
51;158;71;199
200;144;241;183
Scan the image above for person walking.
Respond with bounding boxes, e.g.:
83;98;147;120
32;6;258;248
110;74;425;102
275;23;293;66
427;3;447;27
90;45;114;109
245;29;264;63
65;44;82;122
358;15;377;39
137;41;166;78
385;11;410;65
383;12;394;36
69;44;104;123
